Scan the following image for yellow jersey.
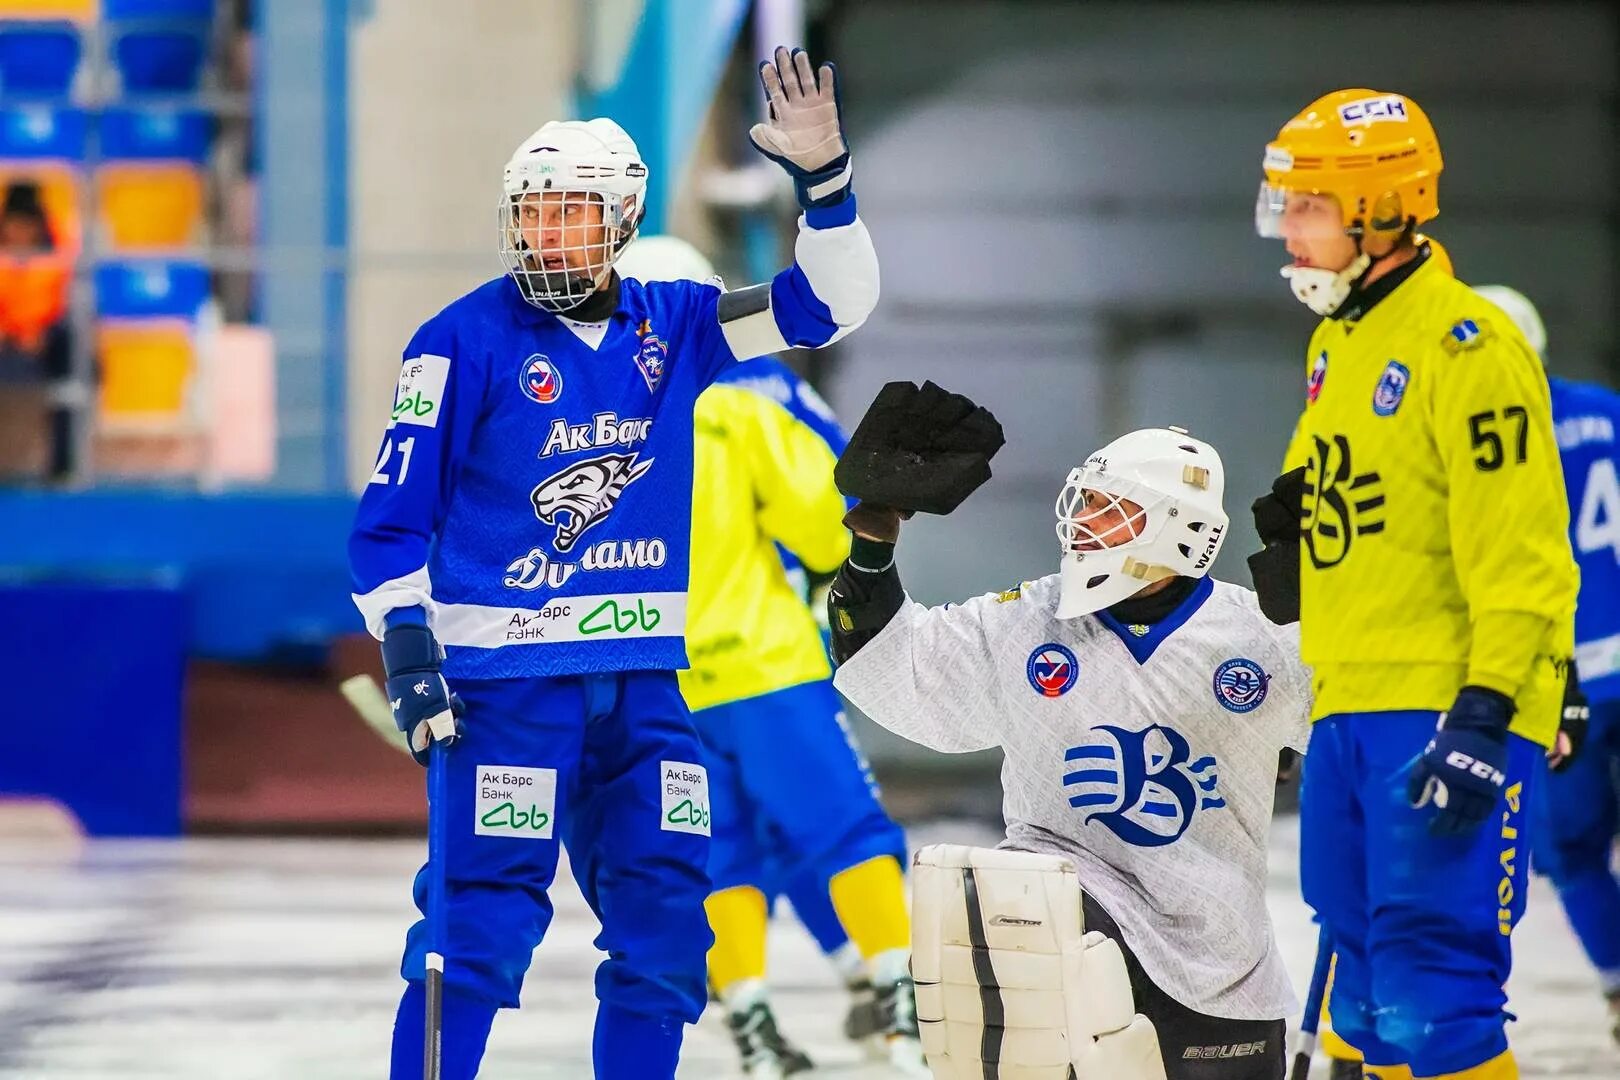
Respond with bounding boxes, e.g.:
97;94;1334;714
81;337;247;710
1283;253;1578;745
680;359;851;712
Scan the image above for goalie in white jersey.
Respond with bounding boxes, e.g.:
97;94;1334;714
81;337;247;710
824;385;1310;1079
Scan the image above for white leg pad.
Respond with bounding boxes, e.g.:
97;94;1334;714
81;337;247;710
911;843;1167;1080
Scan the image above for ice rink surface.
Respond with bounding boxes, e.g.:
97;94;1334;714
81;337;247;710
0;816;1614;1079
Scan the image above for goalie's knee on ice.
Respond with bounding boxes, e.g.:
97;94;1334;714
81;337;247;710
910;844;1167;1079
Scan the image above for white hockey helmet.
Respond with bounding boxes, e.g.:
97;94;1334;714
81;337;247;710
613;234;717;285
1054;427;1229;619
1473;284;1546;358
498;118;649;313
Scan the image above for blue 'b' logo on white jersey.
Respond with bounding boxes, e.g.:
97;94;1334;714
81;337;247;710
1063;724;1225;847
1213;658;1269;712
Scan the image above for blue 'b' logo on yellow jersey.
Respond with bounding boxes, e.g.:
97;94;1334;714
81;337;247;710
1062;724;1225;847
1373;360;1411;417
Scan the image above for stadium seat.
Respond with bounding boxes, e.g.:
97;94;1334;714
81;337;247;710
0;107;85;250
0;166;80;254
0;105;87;161
100;106;210;162
0;25;81;96
97;318;193;418
95;258;209;318
0;1;97;20
112;28;204;92
97;162;203;248
102;0;212;17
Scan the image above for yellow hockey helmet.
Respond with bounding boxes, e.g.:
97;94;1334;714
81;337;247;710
1256;89;1443;249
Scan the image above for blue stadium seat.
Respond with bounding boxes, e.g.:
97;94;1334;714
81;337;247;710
95;259;210;319
100;106;210;162
113;29;205;92
0;25;81;96
103;0;215;18
0;105;86;161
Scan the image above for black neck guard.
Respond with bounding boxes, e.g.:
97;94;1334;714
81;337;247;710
1106;574;1200;625
553;272;623;323
1332;241;1431;323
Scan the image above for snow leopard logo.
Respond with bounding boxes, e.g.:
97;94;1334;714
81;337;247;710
529;451;654;553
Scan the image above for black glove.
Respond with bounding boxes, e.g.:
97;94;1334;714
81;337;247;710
1407;686;1513;836
1550;660;1589;773
1247;467;1307;625
827;536;905;665
834;381;1005;516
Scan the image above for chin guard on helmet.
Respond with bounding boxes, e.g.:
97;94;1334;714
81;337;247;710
1278;252;1372;317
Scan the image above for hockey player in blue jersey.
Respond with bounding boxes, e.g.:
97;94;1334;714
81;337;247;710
347;48;878;1080
1475;285;1620;1047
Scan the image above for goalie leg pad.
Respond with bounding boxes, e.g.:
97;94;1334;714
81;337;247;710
912;844;1166;1080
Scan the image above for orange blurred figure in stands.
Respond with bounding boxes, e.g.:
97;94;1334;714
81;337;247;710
0;181;70;366
0;180;75;480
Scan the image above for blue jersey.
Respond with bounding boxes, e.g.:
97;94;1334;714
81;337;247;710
348;199;879;680
1551;375;1620;703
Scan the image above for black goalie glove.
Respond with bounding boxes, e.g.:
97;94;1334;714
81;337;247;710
834;381;1005;521
1247;466;1307;625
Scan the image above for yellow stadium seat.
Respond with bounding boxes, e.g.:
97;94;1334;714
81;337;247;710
0;0;97;21
0;165;81;243
97;319;193;420
97;163;203;250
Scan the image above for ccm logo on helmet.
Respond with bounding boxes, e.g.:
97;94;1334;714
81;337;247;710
1338;95;1408;127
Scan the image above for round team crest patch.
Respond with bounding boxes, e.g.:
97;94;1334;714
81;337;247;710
521;355;563;404
1213;658;1269;713
1372;359;1410;417
1027;643;1079;698
1307;350;1328;405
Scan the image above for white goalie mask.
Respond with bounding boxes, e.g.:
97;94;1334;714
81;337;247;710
499;118;648;313
1054;427;1230;619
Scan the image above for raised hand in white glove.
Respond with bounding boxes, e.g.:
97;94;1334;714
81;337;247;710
748;46;852;209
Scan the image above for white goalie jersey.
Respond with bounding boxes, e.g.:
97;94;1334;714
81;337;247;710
833;573;1311;1021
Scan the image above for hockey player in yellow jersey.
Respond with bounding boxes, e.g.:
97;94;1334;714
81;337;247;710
616;237;923;1078
1247;90;1578;1080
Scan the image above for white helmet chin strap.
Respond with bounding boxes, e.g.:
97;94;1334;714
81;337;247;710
1279;251;1371;316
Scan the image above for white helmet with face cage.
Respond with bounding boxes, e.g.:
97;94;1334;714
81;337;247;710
499;118;648;313
1054;427;1229;619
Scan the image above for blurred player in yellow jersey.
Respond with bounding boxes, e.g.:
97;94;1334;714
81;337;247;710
616;238;923;1078
1247;91;1578;1079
